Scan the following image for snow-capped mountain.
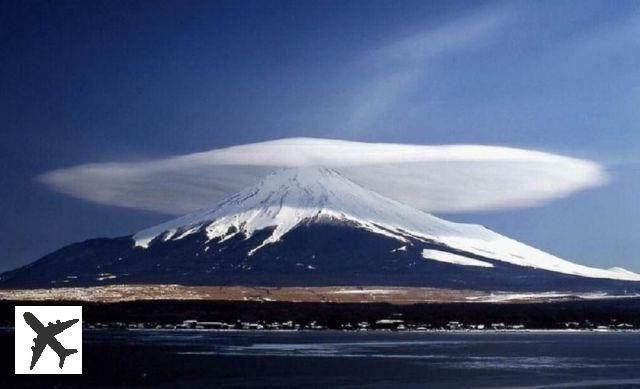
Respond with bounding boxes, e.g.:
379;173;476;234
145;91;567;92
134;167;638;281
1;167;639;290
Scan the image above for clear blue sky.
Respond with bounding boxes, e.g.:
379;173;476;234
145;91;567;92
1;0;639;272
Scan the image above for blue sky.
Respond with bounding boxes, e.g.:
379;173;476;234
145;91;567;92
1;0;639;272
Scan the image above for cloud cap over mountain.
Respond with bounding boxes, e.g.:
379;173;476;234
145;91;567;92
39;138;608;215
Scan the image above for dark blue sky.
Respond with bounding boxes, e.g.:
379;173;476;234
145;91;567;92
1;0;639;272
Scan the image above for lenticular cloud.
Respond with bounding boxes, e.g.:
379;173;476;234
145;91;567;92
39;138;608;215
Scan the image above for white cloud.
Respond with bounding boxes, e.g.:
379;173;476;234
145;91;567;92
342;7;510;134
371;8;508;64
345;71;418;132
39;138;608;215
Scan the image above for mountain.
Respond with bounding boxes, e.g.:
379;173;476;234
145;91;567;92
1;167;639;291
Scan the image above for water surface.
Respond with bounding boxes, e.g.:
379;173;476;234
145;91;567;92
5;329;640;388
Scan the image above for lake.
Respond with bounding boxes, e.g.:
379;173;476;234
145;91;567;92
4;329;640;388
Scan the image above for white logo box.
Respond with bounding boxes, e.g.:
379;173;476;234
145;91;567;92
14;306;82;374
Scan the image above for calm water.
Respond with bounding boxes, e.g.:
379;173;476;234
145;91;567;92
5;329;640;388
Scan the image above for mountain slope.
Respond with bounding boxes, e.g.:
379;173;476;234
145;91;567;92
134;167;639;281
1;167;638;290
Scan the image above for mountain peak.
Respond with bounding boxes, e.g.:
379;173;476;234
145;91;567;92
132;167;640;282
133;166;428;251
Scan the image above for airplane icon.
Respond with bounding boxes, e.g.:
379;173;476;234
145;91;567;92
23;312;79;370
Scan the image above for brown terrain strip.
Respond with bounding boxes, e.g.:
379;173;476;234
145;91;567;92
0;285;624;304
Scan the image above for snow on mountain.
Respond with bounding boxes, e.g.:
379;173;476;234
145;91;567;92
133;167;640;282
422;249;494;268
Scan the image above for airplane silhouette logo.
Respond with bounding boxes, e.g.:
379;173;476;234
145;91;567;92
23;312;79;370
